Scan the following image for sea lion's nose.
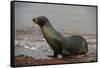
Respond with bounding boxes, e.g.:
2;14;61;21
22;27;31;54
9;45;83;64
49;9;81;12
33;18;35;22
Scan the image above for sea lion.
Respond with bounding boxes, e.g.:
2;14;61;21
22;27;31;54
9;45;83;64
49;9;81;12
32;16;88;58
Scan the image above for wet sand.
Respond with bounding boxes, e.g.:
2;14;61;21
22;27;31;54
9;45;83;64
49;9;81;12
15;55;97;67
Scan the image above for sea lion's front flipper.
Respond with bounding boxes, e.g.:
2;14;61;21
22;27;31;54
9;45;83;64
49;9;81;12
47;38;63;58
48;52;58;58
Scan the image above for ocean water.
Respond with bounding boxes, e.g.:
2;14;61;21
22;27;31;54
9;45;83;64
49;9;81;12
15;33;97;61
15;2;97;34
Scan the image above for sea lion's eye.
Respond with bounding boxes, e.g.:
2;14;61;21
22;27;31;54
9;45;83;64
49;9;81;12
33;18;35;22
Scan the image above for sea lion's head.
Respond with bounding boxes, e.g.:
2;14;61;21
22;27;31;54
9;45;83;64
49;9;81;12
32;16;49;27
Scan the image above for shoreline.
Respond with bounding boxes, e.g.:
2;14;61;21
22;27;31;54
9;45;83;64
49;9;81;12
15;55;97;66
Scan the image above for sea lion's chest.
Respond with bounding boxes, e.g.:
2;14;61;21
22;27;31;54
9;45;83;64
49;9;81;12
41;26;61;50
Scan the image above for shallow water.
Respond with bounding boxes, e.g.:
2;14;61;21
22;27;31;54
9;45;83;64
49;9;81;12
15;33;97;61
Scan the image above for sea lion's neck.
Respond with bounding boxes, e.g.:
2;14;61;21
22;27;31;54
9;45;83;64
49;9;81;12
41;22;56;33
41;22;53;28
40;22;63;40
